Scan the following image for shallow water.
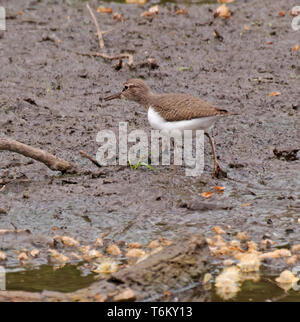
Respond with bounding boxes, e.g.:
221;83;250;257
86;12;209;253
6;264;96;293
5;264;300;302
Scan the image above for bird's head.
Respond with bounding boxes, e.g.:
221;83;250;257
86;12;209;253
105;79;151;106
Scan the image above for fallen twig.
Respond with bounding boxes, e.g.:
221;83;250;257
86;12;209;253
86;3;105;49
0;138;76;173
0;229;30;234
75;51;134;66
80;150;102;168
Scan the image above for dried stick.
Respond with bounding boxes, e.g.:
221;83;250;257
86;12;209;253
80;150;101;168
75;51;134;66
0;138;75;172
86;4;105;49
0;229;30;234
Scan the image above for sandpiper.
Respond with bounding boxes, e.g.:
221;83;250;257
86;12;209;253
105;79;236;177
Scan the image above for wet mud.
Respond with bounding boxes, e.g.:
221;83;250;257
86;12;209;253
0;0;299;300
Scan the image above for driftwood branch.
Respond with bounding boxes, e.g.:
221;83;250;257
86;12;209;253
86;3;105;49
0;229;30;234
0;138;76;173
79;150;101;168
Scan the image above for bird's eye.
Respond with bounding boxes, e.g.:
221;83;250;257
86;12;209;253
123;85;129;91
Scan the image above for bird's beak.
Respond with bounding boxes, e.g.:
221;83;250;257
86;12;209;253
104;92;122;101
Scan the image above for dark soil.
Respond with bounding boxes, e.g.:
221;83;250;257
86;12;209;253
0;0;299;297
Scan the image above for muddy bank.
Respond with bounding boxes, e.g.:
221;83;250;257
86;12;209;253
0;234;211;301
0;0;299;299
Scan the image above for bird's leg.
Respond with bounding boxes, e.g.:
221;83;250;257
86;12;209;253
173;140;178;173
169;138;176;172
205;132;227;178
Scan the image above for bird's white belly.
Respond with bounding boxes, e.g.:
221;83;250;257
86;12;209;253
148;106;217;133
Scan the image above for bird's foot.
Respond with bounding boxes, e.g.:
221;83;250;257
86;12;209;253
212;162;227;178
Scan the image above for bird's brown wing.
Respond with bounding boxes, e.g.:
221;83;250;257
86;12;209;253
150;93;230;122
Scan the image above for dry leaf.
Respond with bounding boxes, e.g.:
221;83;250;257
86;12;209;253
97;7;113;13
126;248;146;258
149;5;159;14
213;186;225;192
176;9;188;15
0;251;7;261
94;237;104;248
18;10;23;15
141;7;158;17
259;249;291;260
17;252;29;261
54;235;80;247
213;226;225;234
293;44;299;51
82;249;102;261
141;11;152;17
214;4;231;19
241;203;250;207
291;244;300;253
163;290;172;300
275;270;299;291
92;258;118;274
126;0;147;4
275;249;292;257
147;240;161;248
286;255;298;266
206;234;226;248
78;245;91;253
246;241;258;252
259;251;280;260
48;249;69;265
203;273;212;283
237;253;261;272
106;244;122;256
215;266;241;300
279;11;285;16
236;232;250;241
127;242;142;249
30;249;40;258
203;273;212;290
113;13;124;21
269;91;281;96
201;192;214;198
223;259;235;266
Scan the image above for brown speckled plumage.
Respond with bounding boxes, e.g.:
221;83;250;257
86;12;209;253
148;93;232;122
105;78;234;122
